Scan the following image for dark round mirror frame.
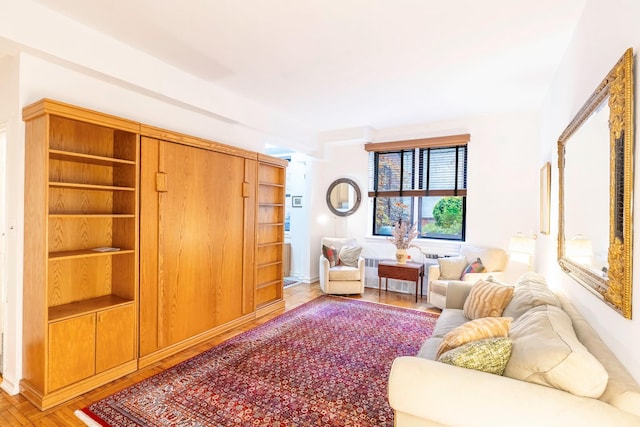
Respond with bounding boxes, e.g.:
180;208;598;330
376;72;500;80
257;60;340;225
326;178;361;217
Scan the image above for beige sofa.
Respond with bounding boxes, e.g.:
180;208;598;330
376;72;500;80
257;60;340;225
388;273;640;427
428;245;508;309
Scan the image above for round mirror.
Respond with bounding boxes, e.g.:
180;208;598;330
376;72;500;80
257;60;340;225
326;178;361;217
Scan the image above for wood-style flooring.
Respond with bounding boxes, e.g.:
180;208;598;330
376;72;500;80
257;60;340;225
0;283;440;426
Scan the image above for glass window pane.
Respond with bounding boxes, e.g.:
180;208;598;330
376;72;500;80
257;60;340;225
418;196;464;240
375;150;414;192
374;197;413;235
402;150;414;190
420;146;467;192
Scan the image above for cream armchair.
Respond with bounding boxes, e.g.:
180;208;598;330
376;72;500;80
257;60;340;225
428;245;508;309
319;237;365;295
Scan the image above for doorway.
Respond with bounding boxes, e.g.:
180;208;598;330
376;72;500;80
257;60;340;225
0;126;6;375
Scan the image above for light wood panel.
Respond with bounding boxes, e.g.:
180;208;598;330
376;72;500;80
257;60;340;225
22;99;140;410
96;305;135;373
47;315;96;391
139;136;256;359
255;160;287;311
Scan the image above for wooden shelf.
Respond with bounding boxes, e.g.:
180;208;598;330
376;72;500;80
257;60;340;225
49;248;134;260
49;182;136;192
257;242;283;248
258;203;284;207
257;260;283;269
257;279;282;290
49;213;136;219
50;149;136;166
259;222;284;226
48;295;134;322
258;182;285;188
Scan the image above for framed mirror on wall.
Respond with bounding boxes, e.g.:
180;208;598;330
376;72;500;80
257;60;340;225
557;48;634;319
326;178;361;217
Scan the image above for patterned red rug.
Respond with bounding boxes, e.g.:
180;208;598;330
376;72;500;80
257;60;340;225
77;295;438;426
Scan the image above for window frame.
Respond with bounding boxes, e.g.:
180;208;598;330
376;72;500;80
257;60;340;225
365;134;469;241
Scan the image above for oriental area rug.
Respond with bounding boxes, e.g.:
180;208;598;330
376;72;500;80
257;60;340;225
76;296;438;427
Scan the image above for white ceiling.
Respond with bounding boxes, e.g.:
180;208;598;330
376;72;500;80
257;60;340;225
32;0;586;135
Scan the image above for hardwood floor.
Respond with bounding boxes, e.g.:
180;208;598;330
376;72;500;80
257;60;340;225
0;283;440;426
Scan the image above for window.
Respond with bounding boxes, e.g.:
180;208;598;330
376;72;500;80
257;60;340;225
365;134;469;241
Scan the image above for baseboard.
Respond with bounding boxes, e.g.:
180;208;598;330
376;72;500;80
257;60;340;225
0;374;19;395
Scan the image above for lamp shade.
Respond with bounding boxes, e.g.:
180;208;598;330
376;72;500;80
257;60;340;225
566;236;593;265
509;234;536;256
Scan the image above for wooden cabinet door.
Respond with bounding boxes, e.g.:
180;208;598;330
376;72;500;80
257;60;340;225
140;137;250;353
96;304;136;373
48;314;96;391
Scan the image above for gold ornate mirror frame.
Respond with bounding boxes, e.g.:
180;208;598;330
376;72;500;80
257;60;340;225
558;48;634;319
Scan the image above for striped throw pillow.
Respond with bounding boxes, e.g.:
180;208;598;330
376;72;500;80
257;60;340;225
436;316;512;359
463;279;515;319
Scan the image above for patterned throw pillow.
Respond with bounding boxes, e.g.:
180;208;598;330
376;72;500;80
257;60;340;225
462;257;486;276
439;337;513;375
463;279;515;319
436;316;512;359
322;244;338;267
338;246;362;267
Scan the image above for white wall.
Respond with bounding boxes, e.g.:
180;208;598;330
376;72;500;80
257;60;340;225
0;53;22;394
310;111;540;283
538;0;640;383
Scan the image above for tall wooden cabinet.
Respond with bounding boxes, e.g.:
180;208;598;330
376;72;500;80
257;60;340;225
256;156;288;315
22;99;139;410
21;99;287;409
137;131;259;367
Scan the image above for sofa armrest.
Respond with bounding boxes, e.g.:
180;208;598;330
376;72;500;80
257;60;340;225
427;264;440;281
443;280;473;309
388;356;640;427
319;255;330;287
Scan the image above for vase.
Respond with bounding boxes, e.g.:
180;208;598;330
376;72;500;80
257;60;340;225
396;248;408;264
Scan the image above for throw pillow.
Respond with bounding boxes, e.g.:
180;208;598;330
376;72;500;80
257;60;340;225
462;257;486;276
437;256;468;280
436;316;512;358
322;244;338;267
504;304;609;398
338;246;362;267
463;279;514;319
438;337;513;375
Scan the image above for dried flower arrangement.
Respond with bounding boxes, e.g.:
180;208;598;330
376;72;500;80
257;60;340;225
387;219;419;249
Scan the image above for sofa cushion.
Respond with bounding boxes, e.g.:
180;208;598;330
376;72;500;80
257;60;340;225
416;337;442;360
463;279;514;319
338;245;362;267
328;266;361;281
438;337;512;375
437;256;468;279
436;316;512;358
505;304;609;398
322;244;338;267
431;308;468;338
503;273;561;320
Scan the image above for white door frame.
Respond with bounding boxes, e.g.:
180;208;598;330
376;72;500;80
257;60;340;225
0;125;7;374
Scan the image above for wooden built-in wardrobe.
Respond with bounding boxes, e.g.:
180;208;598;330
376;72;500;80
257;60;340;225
21;99;287;410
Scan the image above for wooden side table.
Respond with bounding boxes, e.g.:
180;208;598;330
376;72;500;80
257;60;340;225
377;260;425;302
